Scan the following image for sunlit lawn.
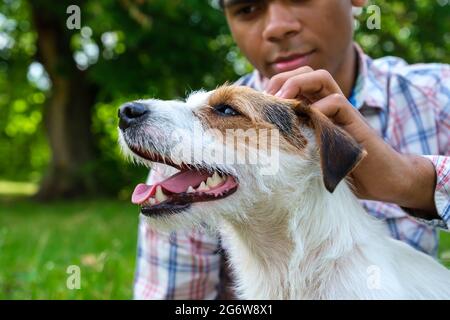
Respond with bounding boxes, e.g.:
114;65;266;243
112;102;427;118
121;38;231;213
0;194;140;299
0;181;449;300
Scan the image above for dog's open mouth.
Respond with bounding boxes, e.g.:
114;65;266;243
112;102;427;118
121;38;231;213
129;147;239;216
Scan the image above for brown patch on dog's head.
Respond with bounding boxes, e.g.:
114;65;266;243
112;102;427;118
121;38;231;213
196;85;308;153
195;85;365;193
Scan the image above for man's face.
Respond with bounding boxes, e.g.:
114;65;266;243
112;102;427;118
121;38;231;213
223;0;358;78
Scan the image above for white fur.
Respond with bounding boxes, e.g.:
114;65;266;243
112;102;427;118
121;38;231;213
119;89;450;300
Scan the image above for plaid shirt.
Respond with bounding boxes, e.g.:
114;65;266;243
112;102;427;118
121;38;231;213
133;44;450;299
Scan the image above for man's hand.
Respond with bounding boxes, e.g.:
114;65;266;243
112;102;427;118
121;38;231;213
265;67;438;218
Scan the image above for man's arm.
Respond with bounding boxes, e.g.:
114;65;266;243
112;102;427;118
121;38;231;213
400;75;450;227
265;67;449;226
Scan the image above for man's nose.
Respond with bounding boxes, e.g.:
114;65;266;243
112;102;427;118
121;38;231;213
118;102;149;130
262;3;302;42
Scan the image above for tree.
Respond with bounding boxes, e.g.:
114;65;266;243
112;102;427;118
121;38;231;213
30;1;99;199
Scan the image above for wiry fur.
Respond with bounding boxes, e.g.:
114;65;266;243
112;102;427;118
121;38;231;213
119;85;450;299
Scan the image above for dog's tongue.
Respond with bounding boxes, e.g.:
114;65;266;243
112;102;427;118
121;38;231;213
131;170;211;204
132;184;156;204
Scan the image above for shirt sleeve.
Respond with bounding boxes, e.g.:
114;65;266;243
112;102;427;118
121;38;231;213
420;71;450;229
405;68;450;230
421;155;450;230
133;167;223;299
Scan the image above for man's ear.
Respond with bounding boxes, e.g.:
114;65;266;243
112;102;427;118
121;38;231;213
293;103;367;193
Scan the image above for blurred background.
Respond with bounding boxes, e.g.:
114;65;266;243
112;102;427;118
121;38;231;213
0;0;448;299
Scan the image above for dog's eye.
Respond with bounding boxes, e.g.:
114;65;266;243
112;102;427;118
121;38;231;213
213;104;240;116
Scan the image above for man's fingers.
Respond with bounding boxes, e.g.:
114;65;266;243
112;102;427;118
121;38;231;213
267;69;343;101
265;66;314;94
309;93;360;126
309;93;374;145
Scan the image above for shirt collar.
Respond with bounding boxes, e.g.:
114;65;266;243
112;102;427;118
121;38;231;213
353;43;388;111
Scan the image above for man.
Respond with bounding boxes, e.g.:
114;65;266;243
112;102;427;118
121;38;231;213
133;0;449;299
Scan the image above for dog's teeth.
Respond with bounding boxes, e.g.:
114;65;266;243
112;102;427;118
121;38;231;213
197;181;209;191
149;197;156;205
186;186;195;193
155;186;168;202
206;177;215;188
207;172;223;188
212;171;221;181
216;172;226;183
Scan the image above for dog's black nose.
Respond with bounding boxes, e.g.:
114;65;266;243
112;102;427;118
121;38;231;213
118;102;149;130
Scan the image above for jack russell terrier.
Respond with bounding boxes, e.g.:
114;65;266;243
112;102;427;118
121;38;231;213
118;85;450;299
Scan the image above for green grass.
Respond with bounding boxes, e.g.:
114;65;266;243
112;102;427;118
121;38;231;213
0;180;38;196
440;231;450;268
0;197;140;299
0;195;449;299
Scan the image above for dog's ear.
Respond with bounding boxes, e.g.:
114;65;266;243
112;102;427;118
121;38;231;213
293;102;367;193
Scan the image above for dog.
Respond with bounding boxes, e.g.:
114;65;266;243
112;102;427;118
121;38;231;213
118;85;450;299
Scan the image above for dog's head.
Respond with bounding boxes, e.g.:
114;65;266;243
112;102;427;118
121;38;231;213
118;85;365;229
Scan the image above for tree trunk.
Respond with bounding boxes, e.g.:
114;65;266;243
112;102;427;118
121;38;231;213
31;2;99;200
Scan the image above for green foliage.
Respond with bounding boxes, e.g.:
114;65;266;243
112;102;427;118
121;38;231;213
0;0;48;182
355;0;450;63
0;0;448;196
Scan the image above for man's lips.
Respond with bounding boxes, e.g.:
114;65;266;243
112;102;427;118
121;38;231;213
270;51;314;73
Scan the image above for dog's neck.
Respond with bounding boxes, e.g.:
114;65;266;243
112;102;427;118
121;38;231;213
219;177;383;299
